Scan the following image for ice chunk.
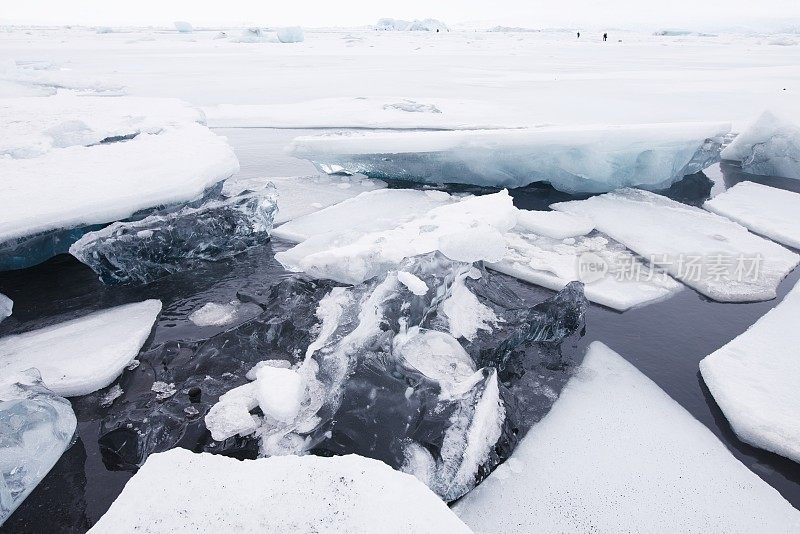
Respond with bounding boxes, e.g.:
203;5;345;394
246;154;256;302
276;190;516;284
396;271;429;295
700;279;800;462
0;94;204;159
0;293;11;323
254;366;304;423
276;26;304;43
514;210;594;239
230;27;271;43
69;186;276;284
203;97;521;129
290;122;730;194
99;384;124;408
173;21;193;33
0;370;77;525
407;19;449;32
490;232;682;311
0;300;161;396
442;267;500;340
375;18;411;30
271;188;455;243
454;342;800;532
88;449;470;533
704;181;800;249
204;382;260;441
554;189;799;302
189;300;261;327
150;382;176;401
0;123;239;270
721;111;800;179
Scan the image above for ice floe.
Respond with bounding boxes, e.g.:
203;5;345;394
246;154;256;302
1;123;239;270
700;279;800;463
203;97;522;129
87;449;470;533
290;122;730;193
0;300;161;396
554;188;799;302
0;293;11;323
69;184;277;284
721;111;800;179
0;94;205;158
704;181;800;249
0;59;125;96
454;342;800;533
0;370;77;526
514;209;594;239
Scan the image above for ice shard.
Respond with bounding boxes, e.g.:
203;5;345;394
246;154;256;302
0;370;77;526
290;122;730;194
70;185;277;284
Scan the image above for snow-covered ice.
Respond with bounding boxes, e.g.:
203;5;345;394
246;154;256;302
513;209;594;240
223;174;386;226
700;278;800;463
253;366;304;423
272;188;455;243
203;97;522;129
454;342;800;533
276;27;304;44
87;449;470;533
704;181;800;249
290;122;729;193
721;111;800;179
0;293;11;323
554;189;800;302
69;184;277;284
0;300;161;396
0;59;125;96
0;370;77;525
1;122;239;270
276;190;516;284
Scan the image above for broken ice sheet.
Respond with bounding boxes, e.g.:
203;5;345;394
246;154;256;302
290;122;730;194
0;370;77;525
70;184;277;284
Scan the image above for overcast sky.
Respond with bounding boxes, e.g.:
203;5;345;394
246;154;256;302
3;0;799;31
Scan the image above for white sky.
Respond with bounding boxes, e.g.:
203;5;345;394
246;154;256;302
2;0;799;31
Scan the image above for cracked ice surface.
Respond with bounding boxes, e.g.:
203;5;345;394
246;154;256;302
0;300;161;396
290;122;730;193
554;188;799;302
0;370;77;525
700;278;800;463
87;449;470;534
722;111;800;179
454;342;800;533
69;185;277;284
704;181;800;249
0;122;239;270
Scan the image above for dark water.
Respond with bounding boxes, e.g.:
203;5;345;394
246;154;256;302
1;129;799;532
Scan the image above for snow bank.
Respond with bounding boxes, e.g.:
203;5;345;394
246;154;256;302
0;293;11;323
554;189;799;302
88;449;470;533
290;122;730;193
704;181;800;249
454;342;800;532
722;111;800;179
0;122;239;269
203;97;523;129
0;300;161;396
276;26;304;43
700;279;800;462
0;370;77;525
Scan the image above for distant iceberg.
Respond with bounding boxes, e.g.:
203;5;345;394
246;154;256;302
374;18;448;32
173;21;193;33
290;122;730;194
276;26;304;43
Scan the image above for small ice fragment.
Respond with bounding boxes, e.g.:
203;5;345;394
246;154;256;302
397;271;429;295
151;382;176;401
99;384;124;408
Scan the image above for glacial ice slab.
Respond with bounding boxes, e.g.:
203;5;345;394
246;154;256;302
272;187;456;243
276;190;516;284
223;174;386;226
0;293;11;324
721;111;800;179
87;449;470;534
0;123;239;270
454;342;800;533
290;122;730;193
700;279;800;463
70;185;277;284
0;300;161;397
553;189;799;302
704;181;800;249
0;94;205;159
0;370;77;526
